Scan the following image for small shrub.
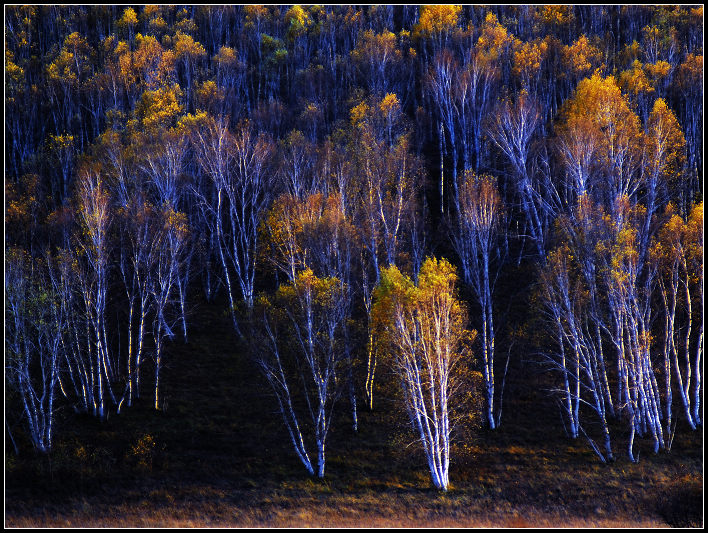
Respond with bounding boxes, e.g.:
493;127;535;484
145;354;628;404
129;433;157;472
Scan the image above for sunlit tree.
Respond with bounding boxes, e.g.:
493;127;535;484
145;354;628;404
372;257;475;490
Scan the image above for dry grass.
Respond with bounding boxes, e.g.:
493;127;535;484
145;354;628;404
5;300;703;528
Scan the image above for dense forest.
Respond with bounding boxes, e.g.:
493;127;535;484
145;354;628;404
5;4;703;502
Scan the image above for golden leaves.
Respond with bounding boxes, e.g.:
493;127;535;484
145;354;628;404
512;38;548;83
173;31;206;62
379;93;400;117
372;257;472;370
475;13;514;65
349;101;370;126
646;98;686;183
415;5;462;36
136;84;184;131
618;60;654;99
118;7;138;28
562;35;603;79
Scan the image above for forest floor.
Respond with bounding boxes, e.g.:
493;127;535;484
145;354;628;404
5;299;703;528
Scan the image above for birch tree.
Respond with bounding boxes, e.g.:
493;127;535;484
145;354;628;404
187;113;274;333
5;249;62;452
486;91;546;257
264;191;360;430
652;202;703;434
451;172;504;428
152;206;189;411
539;241;614;462
116;196;158;409
254;269;349;477
75;163;114;418
372;257;475;490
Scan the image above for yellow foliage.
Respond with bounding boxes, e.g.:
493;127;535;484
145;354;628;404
118;7;138;28
372;257;474;379
195;80;224;112
350;101;370;126
214;46;238;68
562;35;603;79
379;93;400;116
244;5;269;26
645;60;671;81
137;84;184;130
619;60;654;99
536;5;574;27
6;57;24;86
676;54;703;91
351;29;399;66
645;98;686;183
475;13;514;65
264;191;355;281
148;16;168;34
162;206;189;238
416;5;462;36
559;74;643;173
513;38;548;83
176;110;210;132
173;31;207;61
271;268;345;327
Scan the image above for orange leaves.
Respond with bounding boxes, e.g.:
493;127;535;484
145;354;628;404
110;32;177;97
652;201;703;279
379;93;401;118
562;73;626;123
351;29;400;66
644;60;671;81
415;5;462;37
562;35;603;80
618;60;654;100
5;175;41;234
265;191;354;281
349;101;370;127
161;205;189;241
48;133;75;152
558;73;644;195
172;31;206;63
5;54;25;89
46;32;90;89
512;38;548;87
676;53;703;93
213;46;239;69
475;13;514;66
535;5;574;30
195;80;224;114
